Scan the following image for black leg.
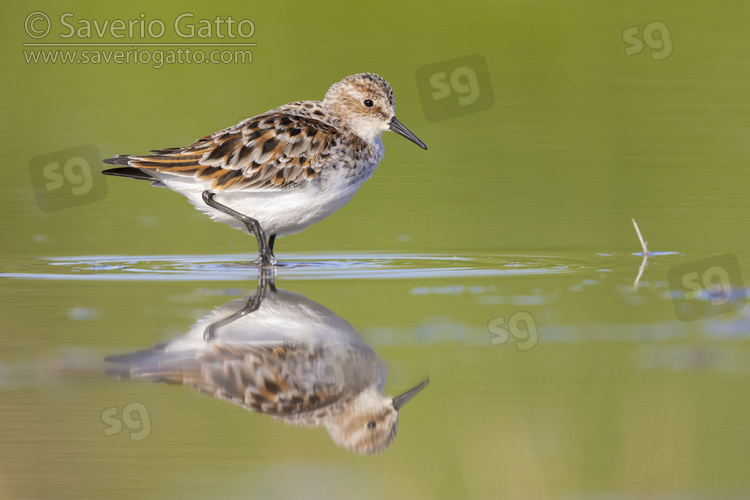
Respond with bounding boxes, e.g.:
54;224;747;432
202;191;276;266
204;272;271;341
268;234;276;253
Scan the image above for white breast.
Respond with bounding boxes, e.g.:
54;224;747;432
171;140;384;238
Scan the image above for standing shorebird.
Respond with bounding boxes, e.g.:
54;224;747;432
106;275;429;454
102;73;427;265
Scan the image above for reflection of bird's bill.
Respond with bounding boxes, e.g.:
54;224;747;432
392;378;429;410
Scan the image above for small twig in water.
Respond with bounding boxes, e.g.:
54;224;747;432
631;217;649;257
631;217;650;290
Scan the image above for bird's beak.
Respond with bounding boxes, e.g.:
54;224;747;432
392;379;429;410
389;117;427;150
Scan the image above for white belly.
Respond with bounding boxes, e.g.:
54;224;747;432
161;166;374;238
157;138;384;238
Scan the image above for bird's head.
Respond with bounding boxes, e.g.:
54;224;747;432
325;379;429;455
323;73;427;150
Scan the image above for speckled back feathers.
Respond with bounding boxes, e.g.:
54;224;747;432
103;73;398;192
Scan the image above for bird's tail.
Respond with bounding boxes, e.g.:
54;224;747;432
101;165;157;181
104;343;199;384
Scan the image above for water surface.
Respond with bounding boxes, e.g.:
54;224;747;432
3;0;750;498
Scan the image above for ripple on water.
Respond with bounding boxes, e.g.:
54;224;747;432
0;252;627;282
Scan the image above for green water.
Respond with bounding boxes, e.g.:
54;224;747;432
2;1;750;499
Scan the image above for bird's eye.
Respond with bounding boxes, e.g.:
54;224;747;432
363;99;374;108
367;421;377;430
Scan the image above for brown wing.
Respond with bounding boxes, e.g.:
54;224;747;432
107;339;383;425
103;103;343;191
170;342;352;425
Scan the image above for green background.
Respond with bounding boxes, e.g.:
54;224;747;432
2;1;749;499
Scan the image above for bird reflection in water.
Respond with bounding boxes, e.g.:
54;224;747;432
106;273;428;454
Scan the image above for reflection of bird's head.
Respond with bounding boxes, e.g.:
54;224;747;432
325;380;429;455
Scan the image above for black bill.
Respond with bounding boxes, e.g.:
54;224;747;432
392;379;430;410
389;116;428;150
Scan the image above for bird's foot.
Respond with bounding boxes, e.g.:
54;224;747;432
252;252;277;267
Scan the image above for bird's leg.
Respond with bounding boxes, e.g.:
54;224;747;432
263;264;278;292
268;234;276;253
202;191;276;266
204;271;271;341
